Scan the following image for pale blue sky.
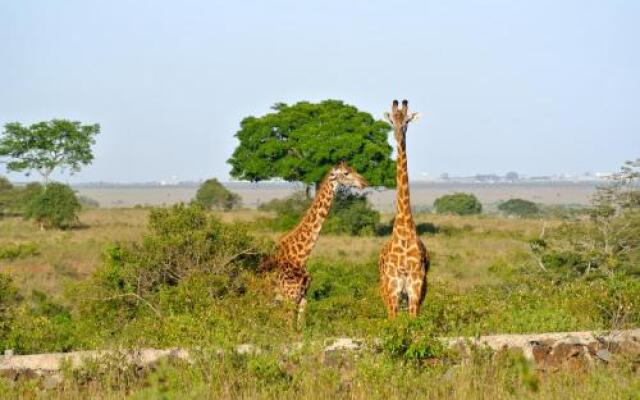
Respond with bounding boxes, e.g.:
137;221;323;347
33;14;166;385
1;0;638;183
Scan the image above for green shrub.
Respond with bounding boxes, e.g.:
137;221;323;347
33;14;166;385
23;182;80;229
259;189;380;235
192;178;241;211
0;242;39;260
322;189;380;236
498;198;540;218
76;204;266;330
381;316;446;361
258;191;310;231
0;273;19;344
434;193;482;215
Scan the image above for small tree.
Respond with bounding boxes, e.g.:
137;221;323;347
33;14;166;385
434;193;482;215
193;178;241;211
498;198;540;218
24;183;81;229
228;100;395;197
0;119;100;187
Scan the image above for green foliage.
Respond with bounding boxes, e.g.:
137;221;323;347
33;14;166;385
434;193;482;215
535;159;640;278
23;182;81;229
321;189;380;236
4;291;78;354
381;316;446;361
258;190;380;235
498;198;540;218
0;273;19;343
75;204;266;334
0;242;39;260
228;100;395;187
0;119;99;185
0;177;16;216
192;178;241;211
258;191;311;231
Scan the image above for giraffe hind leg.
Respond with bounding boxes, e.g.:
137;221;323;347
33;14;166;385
408;277;426;317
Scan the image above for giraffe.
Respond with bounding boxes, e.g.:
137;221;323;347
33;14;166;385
379;99;430;318
261;161;368;325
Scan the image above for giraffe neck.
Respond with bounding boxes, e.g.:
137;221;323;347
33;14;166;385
393;130;415;233
291;175;335;262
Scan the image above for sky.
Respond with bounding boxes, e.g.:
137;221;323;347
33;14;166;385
1;0;638;183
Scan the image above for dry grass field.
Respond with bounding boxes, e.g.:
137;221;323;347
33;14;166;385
1;203;638;399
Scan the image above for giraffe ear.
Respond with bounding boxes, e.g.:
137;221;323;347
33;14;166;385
383;112;394;124
408;112;421;123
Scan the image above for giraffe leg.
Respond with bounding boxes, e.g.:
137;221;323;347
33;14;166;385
381;279;399;319
408;277;426;317
296;297;307;327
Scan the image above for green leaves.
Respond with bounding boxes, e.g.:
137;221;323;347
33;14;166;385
192;178;241;211
0;119;100;183
228;100;395;187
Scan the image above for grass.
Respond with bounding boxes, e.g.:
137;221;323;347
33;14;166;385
0;207;639;399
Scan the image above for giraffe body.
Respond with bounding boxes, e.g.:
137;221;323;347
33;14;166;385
379;99;430;318
261;162;367;324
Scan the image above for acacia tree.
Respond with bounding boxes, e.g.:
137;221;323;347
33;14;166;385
0;119;100;187
227;100;395;196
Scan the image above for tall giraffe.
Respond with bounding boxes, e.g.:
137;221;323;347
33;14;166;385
379;99;430;318
261;161;368;325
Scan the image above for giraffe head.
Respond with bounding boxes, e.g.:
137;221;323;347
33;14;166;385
384;99;420;141
329;161;368;189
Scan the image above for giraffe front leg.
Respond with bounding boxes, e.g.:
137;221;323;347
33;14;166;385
296;297;307;327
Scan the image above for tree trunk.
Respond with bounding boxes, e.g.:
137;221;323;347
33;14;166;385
305;183;317;200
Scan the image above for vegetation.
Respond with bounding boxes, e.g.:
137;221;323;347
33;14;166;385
533;159;640;279
227;100;396;194
0;119;100;187
24;182;81;229
0;163;638;397
258;189;380;235
498;198;540;218
193;178;241;211
434;193;483;215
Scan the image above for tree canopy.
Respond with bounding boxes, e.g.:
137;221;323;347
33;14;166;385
227;100;395;188
193;178;241;211
0;119;100;186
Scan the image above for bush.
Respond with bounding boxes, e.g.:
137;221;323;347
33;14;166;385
498;199;540;218
322;189;380;236
23;183;81;229
193;178;241;211
0;273;19;344
0;242;39;260
259;189;380;235
434;193;482;215
258;191;310;231
77;204;266;328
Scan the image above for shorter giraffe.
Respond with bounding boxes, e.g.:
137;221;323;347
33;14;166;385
261;162;368;325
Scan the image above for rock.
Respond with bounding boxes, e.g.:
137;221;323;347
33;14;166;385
596;349;612;363
236;344;261;356
324;337;362;353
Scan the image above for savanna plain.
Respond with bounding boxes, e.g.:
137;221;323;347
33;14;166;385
1;184;639;399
